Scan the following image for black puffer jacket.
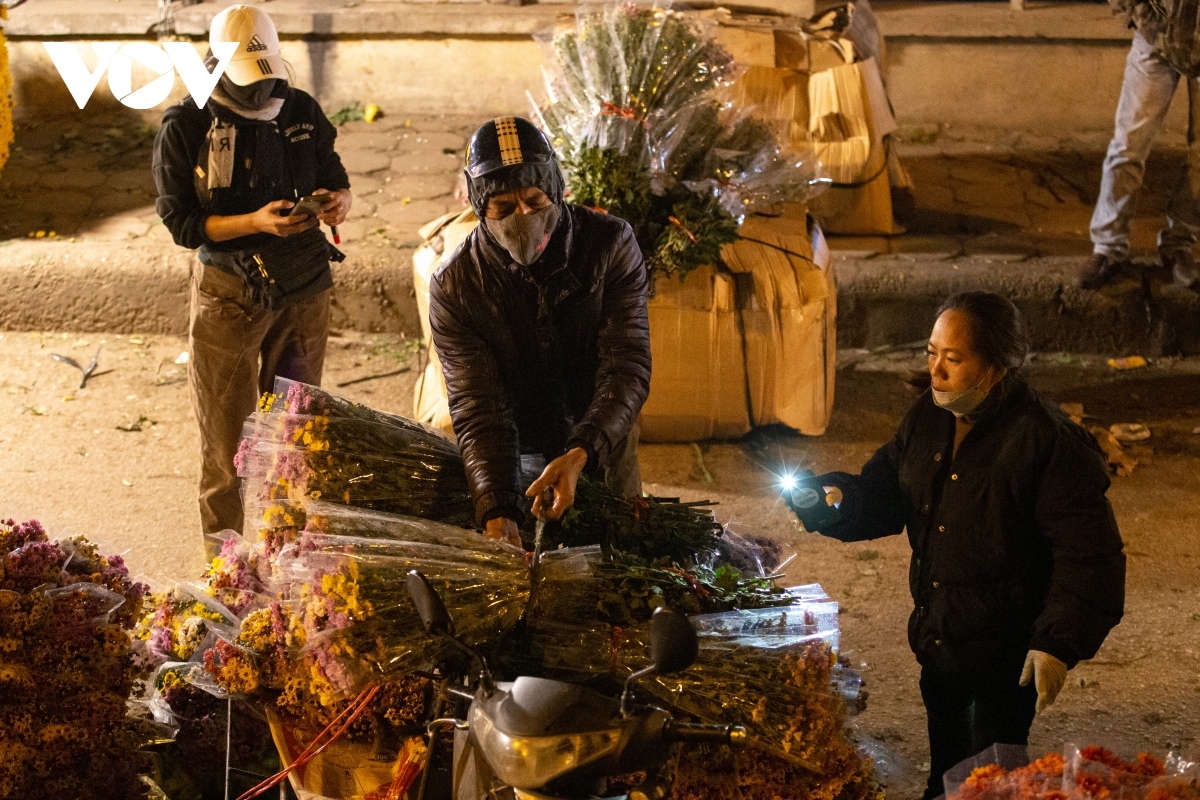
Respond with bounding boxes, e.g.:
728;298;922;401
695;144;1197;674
820;373;1126;678
429;204;651;526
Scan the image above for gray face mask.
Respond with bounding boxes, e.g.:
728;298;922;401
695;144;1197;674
219;76;279;110
485;204;560;266
932;374;994;417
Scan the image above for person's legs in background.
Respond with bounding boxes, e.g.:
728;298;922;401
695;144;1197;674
920;668;974;800
188;265;270;556
189;264;331;560
1158;73;1200;290
919;657;1039;800
1084;32;1181;289
258;288;330;395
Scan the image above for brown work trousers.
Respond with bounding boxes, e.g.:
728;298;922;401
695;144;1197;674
188;263;329;549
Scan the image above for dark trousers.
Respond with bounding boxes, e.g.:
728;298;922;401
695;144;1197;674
188;264;329;553
919;663;1038;800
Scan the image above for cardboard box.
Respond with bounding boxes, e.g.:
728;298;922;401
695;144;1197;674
806;60;900;235
728;65;806;122
638;266;752;442
715;25;777;68
412;208;477;434
719;210;836;435
807;60;873;185
774;31;854;73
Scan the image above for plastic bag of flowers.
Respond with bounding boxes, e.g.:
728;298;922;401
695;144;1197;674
282;537;528;699
302;500;522;557
137;660;280;800
0;518;152;800
236;409;473;526
713;522;798;578
134;582;240;666
1063;745;1181;800
531;3;828;282
196;531;270;618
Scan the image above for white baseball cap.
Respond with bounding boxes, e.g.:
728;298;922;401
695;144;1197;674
210;4;287;86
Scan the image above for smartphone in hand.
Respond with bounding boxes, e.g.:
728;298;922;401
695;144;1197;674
287;194;333;218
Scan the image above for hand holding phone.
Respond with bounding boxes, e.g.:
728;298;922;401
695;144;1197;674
287;194;333;219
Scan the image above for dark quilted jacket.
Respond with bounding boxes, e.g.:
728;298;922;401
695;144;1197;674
820;373;1126;678
429;204;651;526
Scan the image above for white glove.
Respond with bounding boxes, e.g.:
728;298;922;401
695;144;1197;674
1019;650;1068;713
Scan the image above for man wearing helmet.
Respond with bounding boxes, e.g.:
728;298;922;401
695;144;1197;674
429;117;652;546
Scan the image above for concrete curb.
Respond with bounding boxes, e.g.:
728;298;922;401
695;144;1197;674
2;241;1197;356
836;254;1200;357
0;240;419;336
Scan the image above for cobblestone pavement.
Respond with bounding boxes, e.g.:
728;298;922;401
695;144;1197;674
4;108;1188;264
3;107;477;250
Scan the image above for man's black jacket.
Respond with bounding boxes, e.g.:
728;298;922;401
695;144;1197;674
429;205;651;526
152;87;349;259
820;373;1126;678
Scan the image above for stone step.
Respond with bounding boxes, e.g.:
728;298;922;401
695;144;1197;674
835;253;1200;357
3;240;1197;357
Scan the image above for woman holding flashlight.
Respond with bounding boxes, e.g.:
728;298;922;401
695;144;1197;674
797;292;1125;800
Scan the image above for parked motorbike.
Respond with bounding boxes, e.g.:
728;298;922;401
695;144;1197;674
405;570;746;800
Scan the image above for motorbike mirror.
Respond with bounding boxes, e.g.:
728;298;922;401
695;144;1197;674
406;570;456;637
649;607;698;675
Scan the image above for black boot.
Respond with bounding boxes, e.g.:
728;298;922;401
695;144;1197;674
1075;253;1126;290
1160;247;1200;291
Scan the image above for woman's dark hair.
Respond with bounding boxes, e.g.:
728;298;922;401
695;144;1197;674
906;292;1028;392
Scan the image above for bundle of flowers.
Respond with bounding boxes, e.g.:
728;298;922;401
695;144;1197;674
134;585;237;664
197;533;268;616
202;505;526;740
143;663;279;800
237;378;473;537
524;530;867;788
530;476;724;565
290;536;528;701
534;3;827;280
0;518;150;800
201;599;433;752
947;746;1200;800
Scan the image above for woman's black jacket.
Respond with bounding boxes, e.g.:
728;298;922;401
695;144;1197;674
819;373;1126;678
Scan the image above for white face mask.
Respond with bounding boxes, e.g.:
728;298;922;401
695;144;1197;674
932;374;995;417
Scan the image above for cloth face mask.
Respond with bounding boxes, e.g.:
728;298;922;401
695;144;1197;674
485;204;561;266
932;374;993;416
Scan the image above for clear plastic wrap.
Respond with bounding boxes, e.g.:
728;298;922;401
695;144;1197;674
302;501;521;558
537;5;736;165
287;538;528;699
714;524;797;578
527;552;856;769
942;745;1200;800
134;584;240;665
1063;745;1173;800
236;406;473;526
196;532;269;618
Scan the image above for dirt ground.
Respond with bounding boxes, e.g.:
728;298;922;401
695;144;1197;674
1;330;1197;789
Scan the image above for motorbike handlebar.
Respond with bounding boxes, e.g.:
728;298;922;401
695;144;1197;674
663;721;747;746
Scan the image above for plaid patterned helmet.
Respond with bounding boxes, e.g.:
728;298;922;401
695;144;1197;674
464;116;564;219
465;116;556;178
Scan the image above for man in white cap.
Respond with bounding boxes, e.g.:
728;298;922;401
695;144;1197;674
153;5;352;554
